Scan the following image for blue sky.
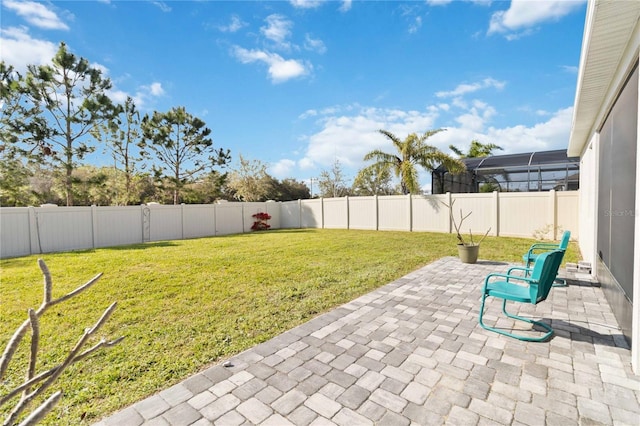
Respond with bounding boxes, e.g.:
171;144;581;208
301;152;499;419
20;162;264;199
1;0;587;191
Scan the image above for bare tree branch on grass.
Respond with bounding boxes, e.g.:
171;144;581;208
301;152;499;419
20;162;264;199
1;259;123;426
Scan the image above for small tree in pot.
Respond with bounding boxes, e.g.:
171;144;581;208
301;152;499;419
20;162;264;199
442;199;491;264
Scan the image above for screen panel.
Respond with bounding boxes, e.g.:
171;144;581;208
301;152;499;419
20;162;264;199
597;64;637;301
609;65;637;299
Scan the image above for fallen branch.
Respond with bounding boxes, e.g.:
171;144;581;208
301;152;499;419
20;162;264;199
0;259;103;380
1;259;123;426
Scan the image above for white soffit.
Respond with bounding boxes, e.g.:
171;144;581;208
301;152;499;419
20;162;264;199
568;0;640;157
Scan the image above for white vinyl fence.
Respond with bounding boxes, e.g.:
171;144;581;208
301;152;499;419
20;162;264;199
0;191;578;259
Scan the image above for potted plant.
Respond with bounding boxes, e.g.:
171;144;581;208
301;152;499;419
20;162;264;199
442;200;491;264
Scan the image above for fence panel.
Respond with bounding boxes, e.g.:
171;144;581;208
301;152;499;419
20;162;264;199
241;202;281;231
265;201;281;229
323;197;348;229
148;205;183;241
281;201;301;228
95;206;143;247
36;207;94;253
498;192;550;238
557;191;580;240
214;203;244;235
300;199;322;228
349;196;377;230
0;208;31;258
242;202;262;232
412;195;449;232
450;193;495;237
182;205;216;239
378;195;410;231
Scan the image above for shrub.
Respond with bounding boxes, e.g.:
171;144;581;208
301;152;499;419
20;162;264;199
251;212;271;231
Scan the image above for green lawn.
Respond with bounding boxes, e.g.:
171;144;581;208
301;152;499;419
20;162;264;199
0;229;580;424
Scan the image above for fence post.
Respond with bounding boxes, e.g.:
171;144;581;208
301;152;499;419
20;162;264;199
242;203;246;233
91;205;98;248
320;198;325;229
549;189;557;240
408;194;413;232
344;195;351;229
446;192;452;234
28;206;40;255
374;195;379;231
212;202;217;236
493;191;500;237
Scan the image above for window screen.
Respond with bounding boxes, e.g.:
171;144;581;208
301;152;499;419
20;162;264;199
597;63;638;300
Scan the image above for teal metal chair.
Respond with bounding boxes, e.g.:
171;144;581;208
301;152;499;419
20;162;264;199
523;230;571;286
479;250;564;342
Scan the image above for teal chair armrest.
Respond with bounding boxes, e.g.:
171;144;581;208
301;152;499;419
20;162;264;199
507;266;531;274
526;243;560;254
506;266;533;280
483;272;536;288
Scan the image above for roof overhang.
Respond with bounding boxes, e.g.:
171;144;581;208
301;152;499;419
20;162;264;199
567;0;640;157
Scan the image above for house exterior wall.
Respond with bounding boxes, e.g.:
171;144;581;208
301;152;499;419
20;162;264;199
578;134;598;268
569;0;640;373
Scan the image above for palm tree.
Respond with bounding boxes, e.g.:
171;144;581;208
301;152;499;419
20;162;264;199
363;129;465;194
449;139;503;158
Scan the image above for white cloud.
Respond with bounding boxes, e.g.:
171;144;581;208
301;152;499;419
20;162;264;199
299;109;318;119
455;113;485;132
133;82;165;107
261;14;293;49
433;106;573;155
299;157;315;170
147;82;165;96
90;62;109;74
561;65;578;74
428;0;492;6
149;1;171;13
107;81;165;109
450;99;496;132
486;107;573;152
3;0;69;30
299;105;441;169
289;0;324;9
287;102;573;186
270;159;296;178
218;15;247;33
339;0;352;12
304;34;327;54
0;26;58;72
452;97;468;109
408;16;423;34
488;0;585;37
436;77;506;98
107;89;129;104
232;46;309;83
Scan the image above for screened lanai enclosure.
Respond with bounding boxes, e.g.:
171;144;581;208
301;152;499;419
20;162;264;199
431;149;580;194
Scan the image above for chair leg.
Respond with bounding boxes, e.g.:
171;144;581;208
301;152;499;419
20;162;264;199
479;296;553;342
552;277;567;287
524;260;533;277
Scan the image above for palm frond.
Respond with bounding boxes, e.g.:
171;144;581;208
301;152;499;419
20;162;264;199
417;128;446;144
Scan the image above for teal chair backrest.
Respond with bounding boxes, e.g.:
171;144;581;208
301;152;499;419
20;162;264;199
528;250;564;303
558;231;571;250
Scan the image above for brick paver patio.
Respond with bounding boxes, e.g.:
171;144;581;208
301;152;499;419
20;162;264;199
96;257;640;425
